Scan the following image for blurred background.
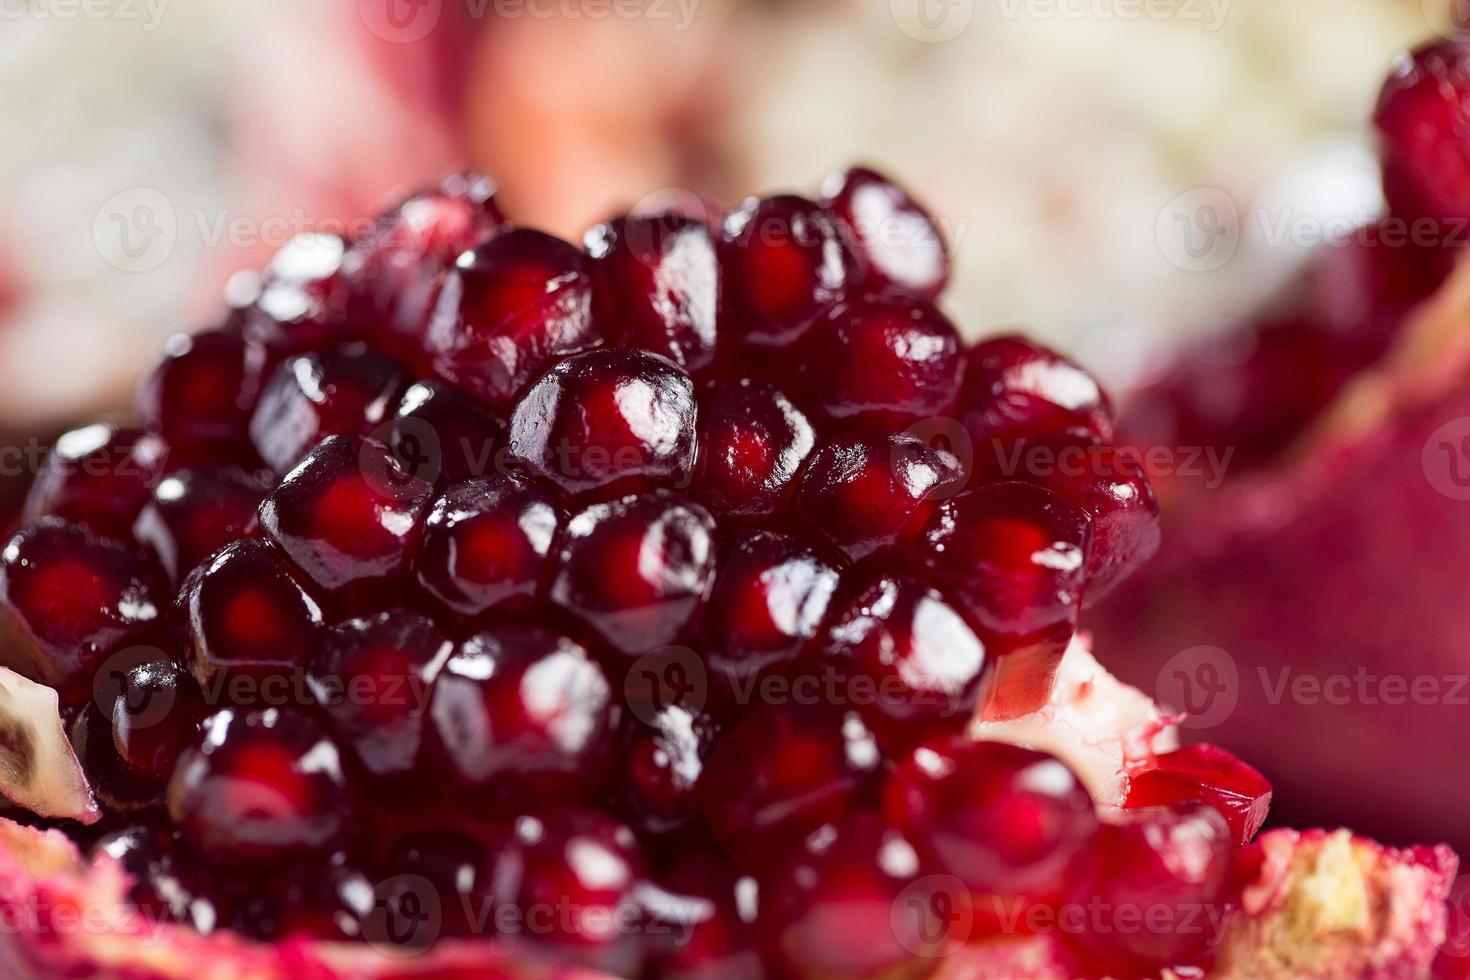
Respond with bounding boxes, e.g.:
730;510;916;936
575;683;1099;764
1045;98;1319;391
0;0;1446;480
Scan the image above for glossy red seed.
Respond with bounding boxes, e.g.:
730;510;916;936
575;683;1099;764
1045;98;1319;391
132;467;268;585
137;330;258;452
425;228;600;410
819;574;987;747
232;864;375;942
1374;41;1470;223
383;832;484;940
249;344;410;475
24;424;168;539
111;658;207;787
885;738;1096;909
821;166;949;300
913;483;1091;718
1126;744;1273;845
551;491;717;658
167;707;350;872
793;431;965;560
389;380;506;485
507;347;698;498
174;538;323;687
306;609;453;783
722;194;864;352
258;435;435;601
959;335;1114;446
695;380;816;519
641;857;760;980
243;233;353;353
1066;803;1234;974
426;626;617;801
699;530;842;698
93;827;223;933
761;813;932;979
414;475;561;620
797;292;964;428
699;703;880;866
586;211;721;373
622;704;717;836
0;520;161;699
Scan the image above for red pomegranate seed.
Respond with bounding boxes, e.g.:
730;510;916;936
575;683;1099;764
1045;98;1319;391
821;165;949;300
414;474;561;620
550;491;717;658
249;344;410;475
426;626;617;802
24;424;168;539
621;704;718;836
1065;803;1234;974
388;380;505;485
819;574;988;748
94;827;224;933
793;430;965;560
913;482;1092;719
133;467;268;585
585;211;721;373
306;609;453;784
698;703;880;866
959;335;1115;447
137;330;258;452
0;519;162;699
797;292;965;428
506;347;698;498
174;538;323;687
258;435;435;603
641;856;760;979
167;707;351;872
111;658;207;788
698;530;842;700
425;228;601;410
1375;40;1470;223
695;379;816;519
885;738;1096;910
382;832;485;940
721;194;864;353
232;864;375;942
243;233;353;354
1127;744;1273;845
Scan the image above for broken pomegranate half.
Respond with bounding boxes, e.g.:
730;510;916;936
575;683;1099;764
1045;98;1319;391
0;164;1455;979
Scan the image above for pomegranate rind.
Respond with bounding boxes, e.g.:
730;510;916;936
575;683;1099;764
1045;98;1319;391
0;668;98;824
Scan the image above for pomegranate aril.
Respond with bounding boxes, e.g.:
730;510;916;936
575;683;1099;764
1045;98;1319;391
425;228;600;410
698;703;880;867
383;831;485;940
798;292;964;428
24;424;168;539
132;467;268;585
585;211;721;373
640;857;760;980
695;379;816;519
885;738;1096;911
307;609;452;783
110;658;207;787
243;232;353;353
426;625;617;802
959;335;1114;446
137;329;258;452
698;530;842;698
821;165;950;300
415;474;561;620
93;826;223;933
622;704;717;836
550;491;717;658
793;430;964;561
167;707;351;872
0;519;162;699
174;538;323;686
232;864;375;942
819;574;987;747
258;435;435;602
507;346;698;498
1127;744;1273;845
389;380;505;485
1065;803;1234;974
722;194;864;352
913;482;1091;718
1374;40;1470;223
249;344;410;475
760;812;935;979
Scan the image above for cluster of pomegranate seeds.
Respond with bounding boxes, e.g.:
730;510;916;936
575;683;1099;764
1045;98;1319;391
0;166;1261;978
